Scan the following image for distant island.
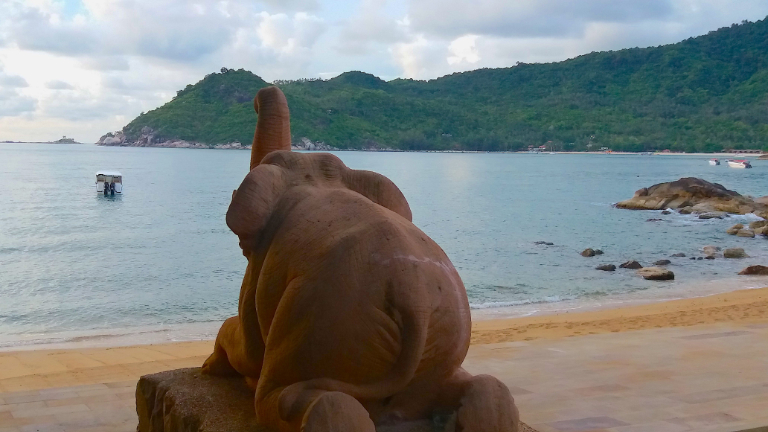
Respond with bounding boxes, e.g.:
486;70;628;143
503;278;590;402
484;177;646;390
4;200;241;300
99;16;768;153
1;136;81;144
52;136;79;144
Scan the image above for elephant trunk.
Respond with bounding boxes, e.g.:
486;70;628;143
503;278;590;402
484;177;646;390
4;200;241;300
250;86;292;170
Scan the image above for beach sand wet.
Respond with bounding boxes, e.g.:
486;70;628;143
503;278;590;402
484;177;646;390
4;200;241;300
0;288;767;431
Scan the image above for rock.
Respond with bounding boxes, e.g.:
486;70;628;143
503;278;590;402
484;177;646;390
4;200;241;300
723;248;749;258
739;265;768;275
749;220;768;230
754;226;768;236
596;264;616;271
671;253;686;257
689;257;697;260
727;224;744;235
619;260;643;269
636;267;675;281
646;218;664;222
702;246;720;256
581;248;596;257
534;241;554;246
705;255;715;260
594;249;604;255
661;210;672;215
737;229;756;238
136;368;513;432
615;177;766;215
699;212;727;220
654;259;671;266
697;257;704;260
678;207;693;214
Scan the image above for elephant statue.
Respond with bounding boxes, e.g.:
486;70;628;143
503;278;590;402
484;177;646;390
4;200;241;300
202;86;519;432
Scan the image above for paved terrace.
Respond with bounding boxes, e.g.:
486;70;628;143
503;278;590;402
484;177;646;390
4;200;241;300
1;323;767;432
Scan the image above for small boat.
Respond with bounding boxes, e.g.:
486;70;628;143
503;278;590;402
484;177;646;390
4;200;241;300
709;159;720;166
96;171;123;195
727;159;752;169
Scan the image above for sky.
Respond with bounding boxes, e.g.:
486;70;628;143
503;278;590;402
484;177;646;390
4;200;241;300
0;0;767;143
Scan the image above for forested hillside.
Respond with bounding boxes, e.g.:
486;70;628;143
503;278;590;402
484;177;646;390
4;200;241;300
117;17;768;152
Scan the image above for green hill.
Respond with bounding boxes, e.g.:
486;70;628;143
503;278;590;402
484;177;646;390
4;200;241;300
118;17;768;152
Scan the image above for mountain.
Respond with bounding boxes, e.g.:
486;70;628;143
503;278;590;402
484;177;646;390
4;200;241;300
105;17;768;152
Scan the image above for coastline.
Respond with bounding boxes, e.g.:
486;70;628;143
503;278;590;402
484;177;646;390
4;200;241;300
1;286;767;392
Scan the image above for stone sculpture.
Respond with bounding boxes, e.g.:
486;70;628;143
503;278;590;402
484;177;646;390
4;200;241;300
202;86;519;432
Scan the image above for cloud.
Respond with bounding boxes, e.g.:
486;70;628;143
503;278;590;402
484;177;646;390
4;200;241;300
45;80;74;90
407;0;675;38
257;12;326;55
337;0;409;55
0;62;36;117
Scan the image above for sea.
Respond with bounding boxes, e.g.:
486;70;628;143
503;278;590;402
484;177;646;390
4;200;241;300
2;143;768;350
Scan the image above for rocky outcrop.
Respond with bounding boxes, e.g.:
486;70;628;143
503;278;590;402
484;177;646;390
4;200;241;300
739;265;768;275
637;267;674;280
737;229;756;238
596;264;616;271
97;129;340;152
749;220;768;230
616;178;768;216
619;260;643;269
723;248;748;258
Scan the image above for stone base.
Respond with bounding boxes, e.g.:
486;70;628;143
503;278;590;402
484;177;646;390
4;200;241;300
136;368;535;432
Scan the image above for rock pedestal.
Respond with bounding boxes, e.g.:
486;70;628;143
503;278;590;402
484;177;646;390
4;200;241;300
136;369;538;432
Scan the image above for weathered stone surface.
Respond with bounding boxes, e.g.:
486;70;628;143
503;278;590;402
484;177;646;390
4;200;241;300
749;220;768;230
724;248;749;258
581;248;597;257
702;245;721;256
698;212;727;220
136;368;267;432
596;264;616;271
737;229;756;238
727;224;744;235
616;177;766;214
619;260;643;269
136;368;535;432
654;259;671;266
739;265;768;275
754;226;768;236
636;267;675;280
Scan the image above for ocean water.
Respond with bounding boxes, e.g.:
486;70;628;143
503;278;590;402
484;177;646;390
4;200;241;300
2;143;768;349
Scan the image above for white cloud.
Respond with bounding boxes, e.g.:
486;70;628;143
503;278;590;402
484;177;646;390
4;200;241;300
447;35;480;66
45;80;74;90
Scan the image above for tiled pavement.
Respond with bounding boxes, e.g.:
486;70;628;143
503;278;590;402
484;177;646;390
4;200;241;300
1;323;767;432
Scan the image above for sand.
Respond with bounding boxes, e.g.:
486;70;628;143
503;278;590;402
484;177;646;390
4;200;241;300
1;287;767;393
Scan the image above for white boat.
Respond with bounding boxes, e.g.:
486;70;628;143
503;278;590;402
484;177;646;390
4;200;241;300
726;159;752;169
96;171;123;195
709;158;720;166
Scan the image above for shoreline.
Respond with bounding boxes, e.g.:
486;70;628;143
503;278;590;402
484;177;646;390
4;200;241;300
1;286;766;392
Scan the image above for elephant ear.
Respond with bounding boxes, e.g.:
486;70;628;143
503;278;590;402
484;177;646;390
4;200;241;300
227;164;289;244
342;169;413;222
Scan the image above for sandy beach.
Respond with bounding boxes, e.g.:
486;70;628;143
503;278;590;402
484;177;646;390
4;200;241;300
1;287;766;394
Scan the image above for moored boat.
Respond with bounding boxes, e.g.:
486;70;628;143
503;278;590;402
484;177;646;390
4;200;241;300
96;171;123;195
709;158;720;166
726;159;752;169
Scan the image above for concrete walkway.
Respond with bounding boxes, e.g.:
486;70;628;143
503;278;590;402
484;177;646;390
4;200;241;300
1;323;767;432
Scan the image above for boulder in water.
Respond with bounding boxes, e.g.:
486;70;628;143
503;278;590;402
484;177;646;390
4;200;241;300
749;220;768;230
702;245;720;256
724;248;748;258
699;212;727;220
737;229;756;238
654;259;671;266
534;241;554;246
581;248;596;257
596;264;616;271
661;210;672;215
637;267;675;280
727;224;744;235
619;260;643;269
616;177;766;214
739;265;768;275
671;253;686;257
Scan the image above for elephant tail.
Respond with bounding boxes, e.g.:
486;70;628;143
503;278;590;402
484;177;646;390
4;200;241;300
278;303;428;419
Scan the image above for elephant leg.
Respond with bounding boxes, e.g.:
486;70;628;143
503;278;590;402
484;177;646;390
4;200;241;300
455;374;520;432
202;316;264;381
255;385;375;432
